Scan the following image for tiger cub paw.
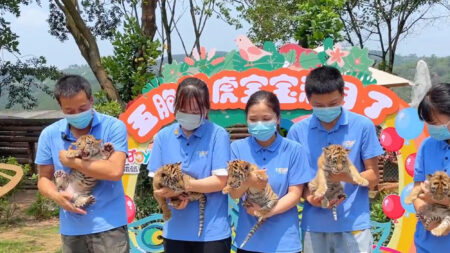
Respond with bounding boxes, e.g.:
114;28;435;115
314;187;327;198
354;177;369;187
66;150;81;158
101;142;115;159
73;195;96;208
431;225;447;237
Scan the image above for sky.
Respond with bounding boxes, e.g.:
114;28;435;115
2;1;450;69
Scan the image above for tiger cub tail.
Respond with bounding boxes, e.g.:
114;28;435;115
198;194;206;237
240;217;266;248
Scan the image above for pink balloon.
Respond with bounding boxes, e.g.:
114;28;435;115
382;194;405;220
379;127;404;152
405;153;416;177
125;195;136;224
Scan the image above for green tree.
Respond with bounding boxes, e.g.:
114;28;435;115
225;0;344;47
0;0;61;109
102;17;161;103
295;0;345;48
340;0;446;73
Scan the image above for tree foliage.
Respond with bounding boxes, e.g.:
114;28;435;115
340;0;444;72
295;0;345;48
0;0;61;109
102;17;161;103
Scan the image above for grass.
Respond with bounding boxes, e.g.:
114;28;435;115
0;223;61;253
0;240;43;253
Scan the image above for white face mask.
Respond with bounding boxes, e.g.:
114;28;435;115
175;112;203;130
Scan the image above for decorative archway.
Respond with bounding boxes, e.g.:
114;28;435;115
120;38;425;253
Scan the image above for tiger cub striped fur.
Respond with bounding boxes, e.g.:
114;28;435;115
223;160;278;248
405;171;450;236
308;144;368;221
152;162;206;237
54;135;114;208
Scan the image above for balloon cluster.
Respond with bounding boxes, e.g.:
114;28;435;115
379;108;424;221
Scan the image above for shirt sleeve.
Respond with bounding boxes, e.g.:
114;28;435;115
147;132;163;177
414;140;427;182
107;120;128;154
35;128;53;165
361;122;384;160
211;128;231;176
288;144;315;186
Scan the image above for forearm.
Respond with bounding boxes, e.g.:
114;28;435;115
268;185;303;217
37;177;59;201
71;159;124;181
360;169;379;189
186;175;227;193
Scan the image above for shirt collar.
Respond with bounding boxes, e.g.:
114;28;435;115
309;108;349;131
250;132;283;153
174;120;208;139
438;139;450;150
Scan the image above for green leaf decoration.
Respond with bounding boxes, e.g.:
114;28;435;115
344;47;374;74
142;77;164;93
284;50;297;64
299;52;321;69
162;61;183;83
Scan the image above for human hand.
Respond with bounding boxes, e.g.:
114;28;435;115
54;191;87;215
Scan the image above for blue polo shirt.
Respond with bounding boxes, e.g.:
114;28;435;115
147;120;231;242
287;109;383;232
35;111;128;236
413;137;450;252
231;133;315;253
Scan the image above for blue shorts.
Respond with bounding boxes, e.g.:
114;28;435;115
303;229;373;253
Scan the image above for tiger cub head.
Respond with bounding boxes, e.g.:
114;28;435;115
426;171;449;201
322;144;351;174
154;162;185;192
223;160;256;194
72;135;103;160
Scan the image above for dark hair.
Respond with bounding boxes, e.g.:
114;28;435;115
305;66;344;98
54;75;92;103
174;77;210;116
245;90;281;119
418;83;450;123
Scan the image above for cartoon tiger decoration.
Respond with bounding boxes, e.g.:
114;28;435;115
223;159;278;248
152;162;206;237
54;135;115;208
308;144;369;221
405;171;450;236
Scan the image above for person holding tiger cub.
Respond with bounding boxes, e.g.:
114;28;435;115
225;90;315;253
35;75;130;253
147;77;232;253
287;66;384;253
409;83;450;252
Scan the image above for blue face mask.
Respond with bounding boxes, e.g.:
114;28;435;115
313;106;342;123
427;121;450;141
176;112;204;131
248;121;277;141
64;109;94;129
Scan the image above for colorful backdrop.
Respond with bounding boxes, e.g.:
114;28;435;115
119;37;427;253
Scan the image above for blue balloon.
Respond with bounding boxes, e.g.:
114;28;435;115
395;108;424;140
400;182;416;214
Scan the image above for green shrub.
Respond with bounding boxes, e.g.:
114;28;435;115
25;192;59;220
134;166;159;219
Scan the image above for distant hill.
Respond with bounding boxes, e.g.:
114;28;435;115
2;51;448;110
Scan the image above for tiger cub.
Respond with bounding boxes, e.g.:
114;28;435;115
54;135;114;208
222;160;278;248
152;162;206;237
308;144;369;221
405;171;450;236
